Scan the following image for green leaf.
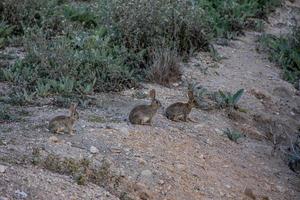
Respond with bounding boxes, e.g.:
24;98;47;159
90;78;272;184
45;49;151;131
219;90;227;99
232;89;244;105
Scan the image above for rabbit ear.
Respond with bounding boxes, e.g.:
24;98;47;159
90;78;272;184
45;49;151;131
149;89;156;99
69;103;77;112
73;103;78;109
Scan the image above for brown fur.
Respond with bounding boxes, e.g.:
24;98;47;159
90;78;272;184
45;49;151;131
165;90;197;122
49;103;79;135
129;89;161;125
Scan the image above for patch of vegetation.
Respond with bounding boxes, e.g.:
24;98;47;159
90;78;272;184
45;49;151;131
218;89;245;109
88;115;107;123
148;47;181;86
0;88;35;106
0;0;282;95
31;151;150;199
193;85;246;111
63;4;98;28
0;104;17;122
223;128;243;143
259;26;300;88
131;90;147;99
197;0;281;39
0;21;14;48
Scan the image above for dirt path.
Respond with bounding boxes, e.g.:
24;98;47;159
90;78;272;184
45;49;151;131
1;1;300;200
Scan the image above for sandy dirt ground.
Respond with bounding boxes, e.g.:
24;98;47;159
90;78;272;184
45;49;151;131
1;1;300;200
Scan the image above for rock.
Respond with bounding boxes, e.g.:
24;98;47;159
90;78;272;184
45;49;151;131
250;88;270;101
158;180;165;185
215;128;223;135
66;142;72;146
0;197;9;200
273;86;293;98
172;83;180;87
90;146;99;154
139;169;155;185
141;170;152;177
48;136;59;143
119;168;126;177
205;139;212;145
244;187;256;199
14;190;28;199
240;125;266;141
227;109;247;122
119;127;129;135
0;165;7;173
275;185;285;193
137;158;147;165
225;184;231;189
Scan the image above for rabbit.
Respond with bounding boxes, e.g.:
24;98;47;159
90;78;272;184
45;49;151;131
129;89;162;125
48;103;79;135
165;89;197;122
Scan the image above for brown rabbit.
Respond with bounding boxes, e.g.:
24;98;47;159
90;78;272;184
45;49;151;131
129;89;162;125
48;103;79;135
165;90;197;122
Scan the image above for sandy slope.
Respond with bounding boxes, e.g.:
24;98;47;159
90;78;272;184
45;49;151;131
1;1;300;200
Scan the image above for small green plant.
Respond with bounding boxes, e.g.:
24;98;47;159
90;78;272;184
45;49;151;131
63;5;98;28
2;89;36;105
132;90;147;99
209;44;222;61
1;68;18;82
0;21;14;48
0;104;17;122
35;80;51;97
219;89;244;108
259;26;300;87
223;128;243;143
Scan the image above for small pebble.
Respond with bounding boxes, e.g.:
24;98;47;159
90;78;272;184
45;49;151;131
141;170;152;177
206;139;212;145
0;165;7;173
14;190;28;199
48;136;59;143
275;185;285;193
291;112;295;116
66;142;72;146
173;83;180;87
90;146;99;154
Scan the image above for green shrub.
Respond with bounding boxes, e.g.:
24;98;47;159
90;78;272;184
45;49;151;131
63;5;98;28
0;0;282;95
259;27;300;87
99;0;211;53
218;89;245;108
147;47;181;86
0;21;14;48
0;88;36;106
0;104;17;122
3;30;139;94
0;0;68;36
223;128;243;143
197;0;281;39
